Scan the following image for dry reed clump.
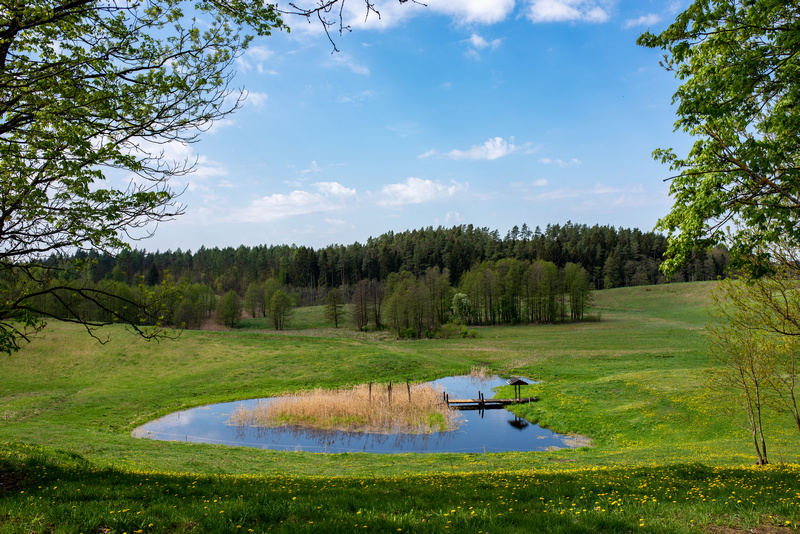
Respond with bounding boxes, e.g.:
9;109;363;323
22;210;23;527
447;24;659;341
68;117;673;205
468;366;490;378
229;383;461;434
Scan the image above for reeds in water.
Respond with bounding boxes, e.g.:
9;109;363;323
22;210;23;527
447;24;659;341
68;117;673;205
229;383;460;434
468;366;490;379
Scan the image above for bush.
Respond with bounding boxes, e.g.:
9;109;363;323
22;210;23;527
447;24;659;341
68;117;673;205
398;328;416;340
438;322;461;339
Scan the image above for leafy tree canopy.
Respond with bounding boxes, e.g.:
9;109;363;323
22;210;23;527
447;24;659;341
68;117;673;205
0;0;405;352
638;0;800;274
0;0;288;351
216;290;242;328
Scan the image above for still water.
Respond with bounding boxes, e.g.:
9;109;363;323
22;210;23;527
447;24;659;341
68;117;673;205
132;375;574;453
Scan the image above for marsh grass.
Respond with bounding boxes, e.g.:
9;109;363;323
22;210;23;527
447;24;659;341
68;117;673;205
468;365;491;378
228;382;461;434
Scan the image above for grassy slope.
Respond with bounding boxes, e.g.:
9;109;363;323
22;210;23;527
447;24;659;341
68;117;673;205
1;281;799;533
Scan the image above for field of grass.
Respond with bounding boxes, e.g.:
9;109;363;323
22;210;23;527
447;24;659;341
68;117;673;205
1;281;799;533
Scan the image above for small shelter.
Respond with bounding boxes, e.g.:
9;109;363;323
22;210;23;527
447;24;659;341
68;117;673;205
507;377;528;401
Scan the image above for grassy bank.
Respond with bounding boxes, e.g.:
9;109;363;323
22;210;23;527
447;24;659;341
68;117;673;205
1;281;799;532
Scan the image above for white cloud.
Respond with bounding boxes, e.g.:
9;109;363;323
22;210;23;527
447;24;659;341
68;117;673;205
425;0;516;25
376;177;466;206
340;0;515;30
123;139;228;196
465;34;502;50
231;181;357;223
313;181;357;197
336;89;378;104
300;161;322;174
294;0;610;34
540;157;581;167
526;0;613;23
244;90;268;108
329;53;370;76
463;33;502;60
237;46;274;73
623;13;660;29
233;190;338;223
247;46;274;62
204;118;235;135
533;179;549;187
464;48;482;61
444;211;462;225
525;183;657;209
182;156;229;188
120;141;229;222
424;137;521;161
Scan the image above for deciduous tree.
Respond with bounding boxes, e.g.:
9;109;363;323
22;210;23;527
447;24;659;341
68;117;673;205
638;1;800;274
451;293;472;324
0;0;290;351
712;258;800;434
216;291;242;328
564;262;591;321
270;289;293;331
350;279;371;331
244;282;266;318
0;0;409;352
263;278;282;317
706;279;775;464
325;287;344;328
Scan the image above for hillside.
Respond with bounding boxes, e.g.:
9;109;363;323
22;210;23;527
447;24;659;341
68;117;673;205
1;281;799;533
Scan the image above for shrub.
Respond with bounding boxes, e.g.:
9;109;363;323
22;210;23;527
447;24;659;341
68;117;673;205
438;322;461;339
398;328;416;339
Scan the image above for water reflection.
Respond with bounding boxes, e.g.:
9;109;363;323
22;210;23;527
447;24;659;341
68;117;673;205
132;375;576;453
508;415;530;430
229;419;461;453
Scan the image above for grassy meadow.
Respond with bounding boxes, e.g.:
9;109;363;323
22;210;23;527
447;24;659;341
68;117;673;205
1;281;799;533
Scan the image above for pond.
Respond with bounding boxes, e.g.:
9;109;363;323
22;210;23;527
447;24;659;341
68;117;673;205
132;375;581;453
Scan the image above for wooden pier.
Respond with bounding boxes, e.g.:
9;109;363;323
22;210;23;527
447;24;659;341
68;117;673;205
443;391;537;410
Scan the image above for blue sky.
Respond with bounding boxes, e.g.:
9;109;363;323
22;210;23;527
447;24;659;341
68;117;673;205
139;0;691;252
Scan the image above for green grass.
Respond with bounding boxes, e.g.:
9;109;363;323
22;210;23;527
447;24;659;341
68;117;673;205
238;305;330;331
1;281;799;533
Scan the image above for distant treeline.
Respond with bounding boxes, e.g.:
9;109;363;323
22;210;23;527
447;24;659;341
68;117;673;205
24;222;728;335
73;222;728;296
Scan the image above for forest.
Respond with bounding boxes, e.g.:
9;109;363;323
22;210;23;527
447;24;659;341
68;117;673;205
25;222;729;336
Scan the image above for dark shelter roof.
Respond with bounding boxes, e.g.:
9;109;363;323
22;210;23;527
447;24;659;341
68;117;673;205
507;377;528;386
